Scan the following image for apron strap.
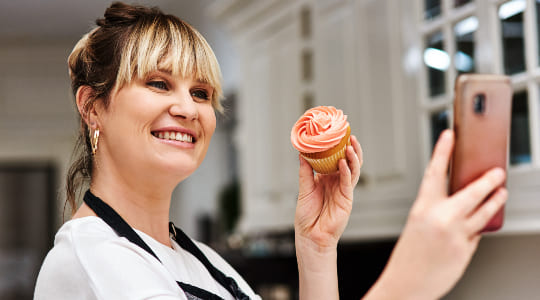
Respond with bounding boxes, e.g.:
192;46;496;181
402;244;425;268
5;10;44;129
169;223;251;300
83;190;249;300
178;282;224;300
83;190;161;262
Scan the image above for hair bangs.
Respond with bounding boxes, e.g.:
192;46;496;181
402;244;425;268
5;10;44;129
115;16;223;111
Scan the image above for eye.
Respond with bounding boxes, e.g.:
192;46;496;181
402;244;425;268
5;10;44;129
191;89;210;101
147;80;169;91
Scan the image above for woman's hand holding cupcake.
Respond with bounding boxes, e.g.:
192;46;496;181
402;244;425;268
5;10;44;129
291;106;353;174
294;135;363;252
292;106;363;300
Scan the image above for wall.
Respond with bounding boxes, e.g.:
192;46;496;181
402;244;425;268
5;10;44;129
0;41;78;227
0;1;239;240
446;233;540;299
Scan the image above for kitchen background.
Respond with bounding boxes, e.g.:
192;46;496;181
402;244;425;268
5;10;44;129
0;0;539;299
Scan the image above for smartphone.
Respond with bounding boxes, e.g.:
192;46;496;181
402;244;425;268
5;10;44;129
449;74;512;232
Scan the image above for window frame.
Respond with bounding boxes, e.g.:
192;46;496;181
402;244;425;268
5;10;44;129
418;0;540;172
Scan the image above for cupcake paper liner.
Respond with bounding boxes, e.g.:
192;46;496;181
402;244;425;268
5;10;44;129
301;142;349;174
300;127;351;174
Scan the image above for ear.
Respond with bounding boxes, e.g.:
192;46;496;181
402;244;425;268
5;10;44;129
76;86;100;130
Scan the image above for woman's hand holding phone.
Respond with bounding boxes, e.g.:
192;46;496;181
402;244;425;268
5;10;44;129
449;74;511;232
364;130;508;300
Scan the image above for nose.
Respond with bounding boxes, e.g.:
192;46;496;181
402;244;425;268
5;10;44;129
169;90;198;120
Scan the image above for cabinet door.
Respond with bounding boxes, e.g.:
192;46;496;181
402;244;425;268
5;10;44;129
236;13;302;232
227;0;423;237
314;0;421;239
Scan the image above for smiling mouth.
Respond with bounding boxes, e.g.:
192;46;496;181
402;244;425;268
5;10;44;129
152;131;195;143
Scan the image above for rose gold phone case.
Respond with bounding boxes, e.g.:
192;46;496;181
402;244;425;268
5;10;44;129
449;74;512;232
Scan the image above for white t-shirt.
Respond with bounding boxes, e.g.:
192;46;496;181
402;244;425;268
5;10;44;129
34;216;260;300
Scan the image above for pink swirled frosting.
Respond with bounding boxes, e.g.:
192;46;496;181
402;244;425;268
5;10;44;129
291;106;349;153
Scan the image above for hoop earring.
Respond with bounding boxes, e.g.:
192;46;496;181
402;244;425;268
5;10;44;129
92;129;100;156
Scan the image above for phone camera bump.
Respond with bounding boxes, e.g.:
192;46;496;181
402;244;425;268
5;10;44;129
473;93;486;114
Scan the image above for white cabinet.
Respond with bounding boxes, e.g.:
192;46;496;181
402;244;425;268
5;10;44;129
229;5;303;232
312;0;422;239
212;0;540;239
211;0;424;239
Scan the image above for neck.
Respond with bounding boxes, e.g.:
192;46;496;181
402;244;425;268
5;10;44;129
90;160;178;247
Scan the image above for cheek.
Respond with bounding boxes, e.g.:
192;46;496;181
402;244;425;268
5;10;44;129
203;108;217;138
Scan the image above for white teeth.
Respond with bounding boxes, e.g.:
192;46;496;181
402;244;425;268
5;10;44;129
154;131;194;143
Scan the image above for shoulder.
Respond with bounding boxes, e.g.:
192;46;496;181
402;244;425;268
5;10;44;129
36;217;118;276
57;216;117;242
35;217;182;299
34;218;99;299
39;217;149;272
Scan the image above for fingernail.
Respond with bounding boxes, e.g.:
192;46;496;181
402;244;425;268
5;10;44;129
498;188;508;199
441;130;452;140
492;168;505;180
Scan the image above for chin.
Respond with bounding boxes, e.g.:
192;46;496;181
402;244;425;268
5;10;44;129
161;160;201;181
149;149;207;182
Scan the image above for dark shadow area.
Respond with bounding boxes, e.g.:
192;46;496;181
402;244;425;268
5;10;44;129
220;230;396;299
0;163;57;300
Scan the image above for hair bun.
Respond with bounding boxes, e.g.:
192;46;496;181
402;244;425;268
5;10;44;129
96;1;162;27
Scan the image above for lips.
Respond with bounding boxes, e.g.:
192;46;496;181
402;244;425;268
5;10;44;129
151;130;195;143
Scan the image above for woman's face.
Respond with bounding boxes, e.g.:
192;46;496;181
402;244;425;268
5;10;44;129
95;70;216;184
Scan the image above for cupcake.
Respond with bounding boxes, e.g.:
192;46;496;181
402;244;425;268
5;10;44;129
291;106;351;174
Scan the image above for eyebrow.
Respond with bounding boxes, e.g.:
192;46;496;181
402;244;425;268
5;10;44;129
150;69;213;87
150;69;173;77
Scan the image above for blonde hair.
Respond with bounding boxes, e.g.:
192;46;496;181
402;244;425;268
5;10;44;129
65;2;223;215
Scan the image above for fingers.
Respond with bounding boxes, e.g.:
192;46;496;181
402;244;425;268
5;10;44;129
466;187;507;234
347;135;362;185
426;130;454;182
337;136;363;201
350;135;363;168
453;168;506;215
418;130;454;199
339;158;353;197
298;155;315;193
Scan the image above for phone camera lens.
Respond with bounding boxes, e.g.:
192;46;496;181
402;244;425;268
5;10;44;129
473;93;486;114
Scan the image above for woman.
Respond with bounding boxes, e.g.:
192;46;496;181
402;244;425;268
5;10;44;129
34;2;507;300
33;2;360;299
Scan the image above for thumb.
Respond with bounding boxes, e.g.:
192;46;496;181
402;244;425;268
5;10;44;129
418;130;454;200
298;155;315;197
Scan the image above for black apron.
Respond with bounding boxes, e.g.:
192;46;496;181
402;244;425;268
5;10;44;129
83;190;250;300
